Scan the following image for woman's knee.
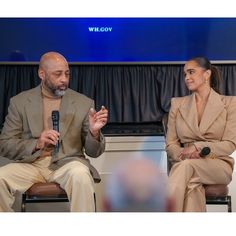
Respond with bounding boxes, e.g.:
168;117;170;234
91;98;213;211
171;159;194;173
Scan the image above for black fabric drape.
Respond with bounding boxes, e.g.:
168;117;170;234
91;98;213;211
0;64;236;131
0;65;39;128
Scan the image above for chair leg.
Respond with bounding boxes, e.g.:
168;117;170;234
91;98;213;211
21;191;96;212
94;192;97;212
21;193;26;212
228;196;232;212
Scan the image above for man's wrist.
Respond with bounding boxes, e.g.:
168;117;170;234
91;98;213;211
35;140;42;151
90;130;100;139
32;145;40;154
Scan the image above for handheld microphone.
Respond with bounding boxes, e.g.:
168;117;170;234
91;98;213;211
199;147;211;158
51;110;60;153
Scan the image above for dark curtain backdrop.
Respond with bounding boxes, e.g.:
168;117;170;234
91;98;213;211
0;64;236;134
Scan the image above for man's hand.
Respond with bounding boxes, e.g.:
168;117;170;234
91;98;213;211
35;130;60;151
89;106;108;138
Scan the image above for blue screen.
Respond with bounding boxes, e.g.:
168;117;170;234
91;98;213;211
1;18;236;62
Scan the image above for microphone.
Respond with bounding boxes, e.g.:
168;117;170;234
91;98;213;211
199;147;211;158
51;110;60;153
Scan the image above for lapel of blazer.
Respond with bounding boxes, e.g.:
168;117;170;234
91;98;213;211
25;87;76;139
179;93;201;136
59;89;76;140
25;86;44;137
199;89;225;134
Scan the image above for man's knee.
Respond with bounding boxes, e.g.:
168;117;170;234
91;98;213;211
68;165;92;185
0;166;12;190
0;164;14;179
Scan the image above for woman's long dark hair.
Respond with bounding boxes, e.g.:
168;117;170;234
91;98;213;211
189;57;221;94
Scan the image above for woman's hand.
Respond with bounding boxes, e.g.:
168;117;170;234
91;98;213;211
178;145;201;160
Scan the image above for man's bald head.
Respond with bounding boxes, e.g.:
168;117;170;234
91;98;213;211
38;52;70;97
39;52;68;71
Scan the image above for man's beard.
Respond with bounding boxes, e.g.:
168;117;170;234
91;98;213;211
44;79;68;97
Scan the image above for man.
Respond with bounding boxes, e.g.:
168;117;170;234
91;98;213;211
0;51;108;212
103;157;174;212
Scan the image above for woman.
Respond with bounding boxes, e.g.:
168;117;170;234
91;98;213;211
166;57;236;212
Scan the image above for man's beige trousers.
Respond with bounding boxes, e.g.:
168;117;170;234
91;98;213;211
0;156;95;212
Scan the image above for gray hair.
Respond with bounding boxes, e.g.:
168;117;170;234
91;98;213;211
106;157;168;212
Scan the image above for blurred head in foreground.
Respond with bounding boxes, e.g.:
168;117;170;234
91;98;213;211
104;157;173;212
